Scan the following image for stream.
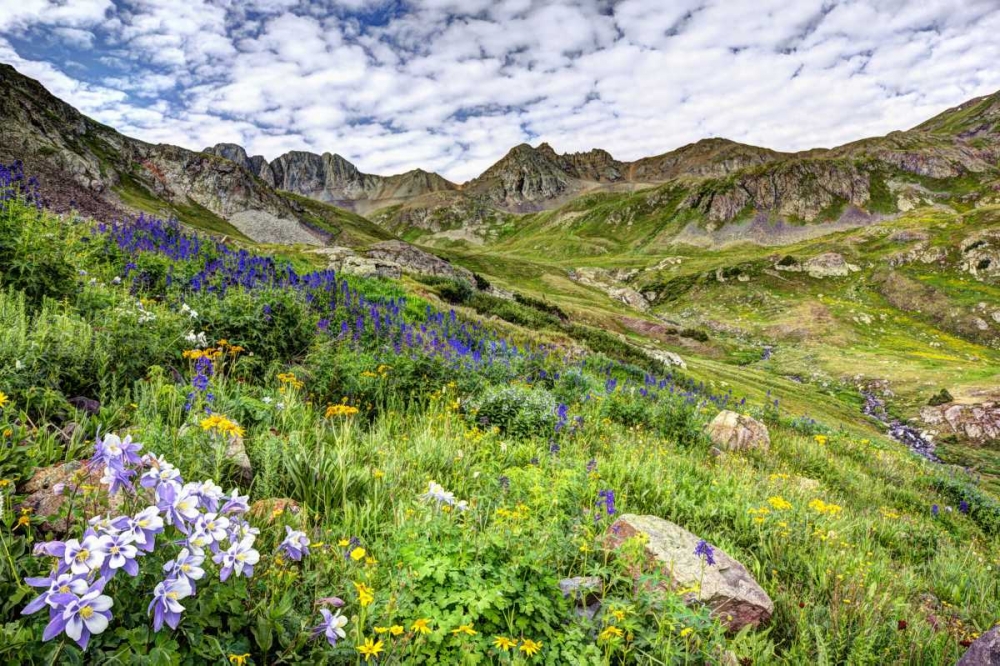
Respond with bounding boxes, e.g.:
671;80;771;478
861;391;941;462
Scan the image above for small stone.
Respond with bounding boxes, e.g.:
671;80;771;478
558;576;603;607
706;410;770;452
68;396;101;416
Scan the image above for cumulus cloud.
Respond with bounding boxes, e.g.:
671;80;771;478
1;0;999;181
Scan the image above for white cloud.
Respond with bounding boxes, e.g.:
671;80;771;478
1;0;999;181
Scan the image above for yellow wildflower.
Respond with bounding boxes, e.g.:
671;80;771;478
0;391;9;409
493;636;517;651
326;404;359;418
228;654;251;666
767;496;793;511
680;627;694;638
519;639;542;656
354;581;374;607
350;547;366;562
814;434;828;446
809;498;843;516
374;626;389;634
356;637;383;662
338;538;350;547
451;624;477;636
599;626;624;641
411;618;432;635
199;414;245;438
390;625;404;636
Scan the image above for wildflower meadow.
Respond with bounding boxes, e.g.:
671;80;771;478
1;161;999;664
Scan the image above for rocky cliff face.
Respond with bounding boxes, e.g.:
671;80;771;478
0;63;306;239
204;144;458;210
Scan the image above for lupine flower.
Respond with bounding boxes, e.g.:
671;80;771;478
21;573;89;616
149;577;193;631
312;608;348;647
279;526;311;561
45;578;114;650
931;504;939;516
64;534;111;576
213;536;260;581
959;500;970;514
100;532;139;578
694;539;716;566
596;489;616;516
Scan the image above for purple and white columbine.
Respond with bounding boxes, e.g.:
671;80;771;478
311;608;348;647
213;536;259;581
148;577;193;631
44;578;114;650
278;526;310;562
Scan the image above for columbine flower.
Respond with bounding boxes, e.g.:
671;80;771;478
148;577;193;631
21;573;89;616
195;480;225;512
163;548;206;591
93;433;143;469
197;513;231;545
694;539;716;566
141;462;182;502
64;534;111;576
312;608;348;647
45;578;114;650
161;487;201;530
101;532;139;578
99;465;136;495
220;489;250;515
420;481;456;506
213;536;260;581
123;506;164;553
227;517;260;542
279;526;310;561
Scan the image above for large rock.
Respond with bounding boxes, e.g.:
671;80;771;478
958;626;1000;665
803;252;860;278
706;410;770;452
920;401;1000;445
604;514;773;632
226;434;253;485
18;460;121;533
365;240;475;283
249;498;301;524
311;246;403;280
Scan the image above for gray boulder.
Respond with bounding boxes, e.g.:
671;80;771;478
958;626;1000;665
706;410;770;452
604;514;773;632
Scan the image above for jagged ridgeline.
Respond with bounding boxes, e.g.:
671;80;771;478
2;58;1000;664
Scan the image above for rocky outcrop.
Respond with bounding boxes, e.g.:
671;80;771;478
920;401;1000;445
569;268;650;312
465;143;578;209
957;625;1000;665
311;246;403;280
365;240;475;283
706;411;770;452
604;514;774;632
249;498;301;524
802;252;860;278
226;434;253;485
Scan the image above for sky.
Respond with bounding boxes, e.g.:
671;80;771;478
1;1;999;182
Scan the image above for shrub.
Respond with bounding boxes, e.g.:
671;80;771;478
469;384;557;438
927;388;953;406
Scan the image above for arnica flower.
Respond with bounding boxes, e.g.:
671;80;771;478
451;624;477;636
280;526;311;562
200;414;245;438
808;499;843;516
350;547;366;562
312;608;348;647
228;654;250;666
389;625;404;636
767;496;793;511
599;625;624;641
357;637;384;662
44;577;114;650
694;539;716;566
354;581;374;607
519;639;542;656
325;404;359;418
411;618;432;634
493;636;517;651
0;390;9;409
149;577;193;631
213;536;260;581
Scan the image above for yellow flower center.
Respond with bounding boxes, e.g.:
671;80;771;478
75;549;89;562
80;606;95;619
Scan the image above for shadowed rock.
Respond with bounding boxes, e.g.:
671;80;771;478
706;410;770;452
957;625;1000;665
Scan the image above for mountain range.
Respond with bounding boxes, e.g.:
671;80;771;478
3;61;999;249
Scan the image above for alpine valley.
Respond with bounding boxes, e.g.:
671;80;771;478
2;57;1000;665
